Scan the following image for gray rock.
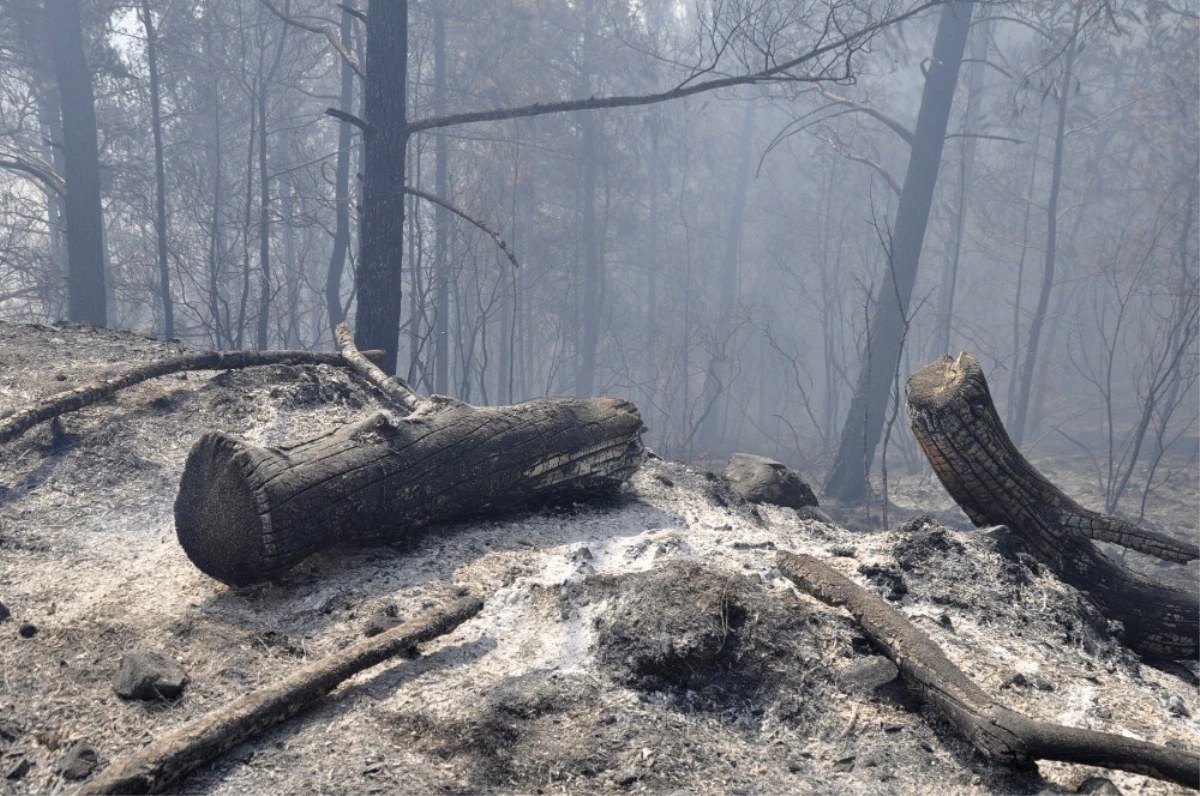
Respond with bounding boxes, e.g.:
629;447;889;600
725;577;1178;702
1167;695;1190;717
114;651;188;700
724;454;818;510
1076;775;1123;795
796;505;834;524
838;655;899;693
55;742;97;781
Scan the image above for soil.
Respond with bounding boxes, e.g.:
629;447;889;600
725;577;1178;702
0;321;1197;795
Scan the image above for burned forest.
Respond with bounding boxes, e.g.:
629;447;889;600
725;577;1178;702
0;1;1197;794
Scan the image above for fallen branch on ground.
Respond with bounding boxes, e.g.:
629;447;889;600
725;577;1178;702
335;321;422;412
905;352;1198;659
77;596;483;795
0;347;386;445
778;551;1199;790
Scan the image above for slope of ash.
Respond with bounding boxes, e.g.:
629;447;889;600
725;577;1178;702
0;321;1196;795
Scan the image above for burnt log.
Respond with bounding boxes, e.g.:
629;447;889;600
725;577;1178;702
175;396;644;586
779;551;1199;790
79;596;482;795
906;352;1198;659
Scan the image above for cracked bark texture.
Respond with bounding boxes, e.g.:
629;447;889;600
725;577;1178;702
905;352;1198;660
175;397;644;586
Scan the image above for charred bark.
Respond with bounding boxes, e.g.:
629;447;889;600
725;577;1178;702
906;352;1198;659
175;396;644;586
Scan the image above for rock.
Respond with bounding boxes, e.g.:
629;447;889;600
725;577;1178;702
613;768;640;788
723;454;818;510
17;622;36;638
55;742;98;781
838;655;899;694
0;717;21;743
1167;695;1190;717
5;757;31;780
113;651;188;700
1076;775;1123;795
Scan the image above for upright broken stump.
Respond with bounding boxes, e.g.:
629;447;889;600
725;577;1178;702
175;396;643;586
906;352;1198;660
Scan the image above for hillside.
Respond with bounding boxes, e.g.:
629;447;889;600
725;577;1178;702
0;321;1196;795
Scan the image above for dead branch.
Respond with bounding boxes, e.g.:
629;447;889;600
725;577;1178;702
778;551;1200;790
403;187;520;269
77;596;483;795
335;321;422;412
0;347;386;445
258;0;364;79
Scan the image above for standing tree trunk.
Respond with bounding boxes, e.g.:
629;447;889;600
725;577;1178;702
45;0;106;327
324;2;355;342
357;0;409;375
931;9;989;359
432;3;451;394
1010;3;1082;446
141;0;173;339
823;1;974;503
700;103;755;447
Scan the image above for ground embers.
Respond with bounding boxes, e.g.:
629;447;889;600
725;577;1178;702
590;561;833;720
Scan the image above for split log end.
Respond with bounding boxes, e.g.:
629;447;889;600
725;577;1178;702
174;432;272;588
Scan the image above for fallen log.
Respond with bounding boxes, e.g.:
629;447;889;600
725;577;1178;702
77;596;483;795
778;551;1199;790
176;396;644;586
906;352;1198;660
0;347;386;445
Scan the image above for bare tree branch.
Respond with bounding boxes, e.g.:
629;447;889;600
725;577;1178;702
0;156;66;197
402;186;520;269
325;106;368;132
407;1;945;134
259;0;364;79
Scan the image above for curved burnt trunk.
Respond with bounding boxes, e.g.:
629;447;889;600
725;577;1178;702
905;352;1197;660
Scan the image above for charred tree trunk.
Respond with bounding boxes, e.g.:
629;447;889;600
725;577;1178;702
175;397;643;586
324;2;355;342
141;0;173;340
45;0;106;327
906;352;1198;660
823;1;973;504
357;0;409;375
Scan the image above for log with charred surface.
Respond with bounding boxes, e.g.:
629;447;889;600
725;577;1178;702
175;396;644;586
778;551;1199;789
905;352;1198;660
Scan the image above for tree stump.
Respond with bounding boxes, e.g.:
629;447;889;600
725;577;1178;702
905;352;1197;659
175;396;643;586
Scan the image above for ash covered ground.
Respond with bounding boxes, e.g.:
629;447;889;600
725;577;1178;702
0;321;1197;795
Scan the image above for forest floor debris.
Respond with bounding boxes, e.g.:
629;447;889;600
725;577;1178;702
0;321;1197;794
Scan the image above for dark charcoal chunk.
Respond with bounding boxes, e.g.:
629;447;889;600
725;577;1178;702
723;453;818;510
893;526;964;572
0;601;9;622
857;564;908;602
113;651;188;700
17;623;36;638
